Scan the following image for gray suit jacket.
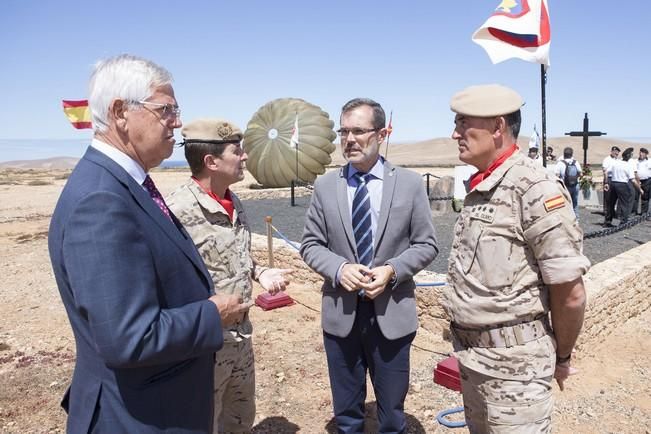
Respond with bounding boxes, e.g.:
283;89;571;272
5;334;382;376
300;161;438;340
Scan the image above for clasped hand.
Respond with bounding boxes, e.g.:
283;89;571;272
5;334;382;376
339;263;395;299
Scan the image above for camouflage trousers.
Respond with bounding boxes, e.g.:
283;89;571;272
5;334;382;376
213;337;255;434
459;363;553;433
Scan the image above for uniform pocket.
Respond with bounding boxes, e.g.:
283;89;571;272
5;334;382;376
486;393;553;426
460;227;482;274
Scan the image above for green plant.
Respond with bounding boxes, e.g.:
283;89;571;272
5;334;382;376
579;164;595;191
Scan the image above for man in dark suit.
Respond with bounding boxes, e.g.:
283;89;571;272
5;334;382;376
48;54;250;433
300;98;438;433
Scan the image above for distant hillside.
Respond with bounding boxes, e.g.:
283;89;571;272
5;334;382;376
331;136;650;166
2;136;649;170
0;156;79;169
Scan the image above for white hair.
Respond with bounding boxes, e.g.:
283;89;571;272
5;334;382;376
88;54;173;133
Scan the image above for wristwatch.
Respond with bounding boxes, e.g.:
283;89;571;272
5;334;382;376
556;353;572;364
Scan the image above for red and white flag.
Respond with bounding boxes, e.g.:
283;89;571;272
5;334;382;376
289;113;299;149
472;0;551;67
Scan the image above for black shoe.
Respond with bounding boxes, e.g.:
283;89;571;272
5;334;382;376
603;222;615;228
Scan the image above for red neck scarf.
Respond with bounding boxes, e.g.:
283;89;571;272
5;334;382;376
192;177;235;221
469;144;519;191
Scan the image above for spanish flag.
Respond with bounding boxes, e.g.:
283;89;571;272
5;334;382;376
62;100;92;129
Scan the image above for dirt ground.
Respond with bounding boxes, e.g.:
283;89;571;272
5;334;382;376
1;168;650;434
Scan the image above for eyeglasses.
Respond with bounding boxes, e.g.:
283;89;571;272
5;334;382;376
336;128;379;137
132;100;181;120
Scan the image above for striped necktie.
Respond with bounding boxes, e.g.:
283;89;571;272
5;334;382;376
352;173;373;266
142;175;172;221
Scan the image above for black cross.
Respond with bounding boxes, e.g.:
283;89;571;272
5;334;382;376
564;113;606;167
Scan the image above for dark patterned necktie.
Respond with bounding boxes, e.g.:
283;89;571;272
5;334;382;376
352;173;373;266
142;175;172;221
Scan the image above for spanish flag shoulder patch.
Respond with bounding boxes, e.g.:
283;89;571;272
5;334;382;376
543;195;565;212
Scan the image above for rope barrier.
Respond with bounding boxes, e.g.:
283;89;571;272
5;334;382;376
436;406;466;428
269;224;301;251
269;225;449;287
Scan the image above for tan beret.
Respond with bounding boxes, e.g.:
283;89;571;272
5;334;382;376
450;84;524;117
181;118;242;143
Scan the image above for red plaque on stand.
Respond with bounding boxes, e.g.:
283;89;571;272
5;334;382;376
433;356;462;392
255;292;294;311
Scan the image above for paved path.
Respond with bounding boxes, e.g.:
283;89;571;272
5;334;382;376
241;196;651;274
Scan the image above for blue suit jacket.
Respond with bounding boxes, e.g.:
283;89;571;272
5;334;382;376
48;146;223;433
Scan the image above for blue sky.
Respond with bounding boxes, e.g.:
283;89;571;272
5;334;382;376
1;1;649;161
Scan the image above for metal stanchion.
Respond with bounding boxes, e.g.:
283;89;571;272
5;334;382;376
290;179;295;207
265;216;274;267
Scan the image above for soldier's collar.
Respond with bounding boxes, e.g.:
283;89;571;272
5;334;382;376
473;151;523;193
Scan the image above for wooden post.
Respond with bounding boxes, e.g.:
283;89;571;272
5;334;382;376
265;216;274;267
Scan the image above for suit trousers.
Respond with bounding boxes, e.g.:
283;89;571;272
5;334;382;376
606;181;632;223
323;300;415;434
633;178;651;215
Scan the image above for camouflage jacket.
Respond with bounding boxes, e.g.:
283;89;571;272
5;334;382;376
442;152;590;379
167;179;267;340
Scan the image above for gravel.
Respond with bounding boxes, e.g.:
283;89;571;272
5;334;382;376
241;196;651;273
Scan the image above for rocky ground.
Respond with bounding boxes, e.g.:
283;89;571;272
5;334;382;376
0;168;649;433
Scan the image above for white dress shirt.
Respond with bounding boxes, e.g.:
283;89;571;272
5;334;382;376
602;155;618;178
637;158;651;180
91;138;147;189
611;159;635;183
347;158;385;246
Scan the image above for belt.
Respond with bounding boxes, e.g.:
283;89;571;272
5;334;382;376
451;317;550;349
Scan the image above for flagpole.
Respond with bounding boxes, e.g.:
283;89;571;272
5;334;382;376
295;111;299;183
383;110;393;159
540;64;547;168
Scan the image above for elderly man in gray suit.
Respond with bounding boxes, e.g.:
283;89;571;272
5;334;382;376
300;98;438;434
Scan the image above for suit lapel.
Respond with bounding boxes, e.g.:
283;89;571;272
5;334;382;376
375;161;396;250
337;164;356;254
84;148;212;289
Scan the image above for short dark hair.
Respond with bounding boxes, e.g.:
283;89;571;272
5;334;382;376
184;142;228;176
563;147;573;158
503;110;521;139
641;147;649;154
341;98;385;130
622;147;634;161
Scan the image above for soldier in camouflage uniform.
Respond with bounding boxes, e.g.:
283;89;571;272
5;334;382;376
441;85;590;433
167;119;293;434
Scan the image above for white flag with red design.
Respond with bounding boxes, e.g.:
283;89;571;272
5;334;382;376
472;0;551;67
290;113;299;149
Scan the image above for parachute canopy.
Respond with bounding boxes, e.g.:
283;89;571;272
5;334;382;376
243;98;337;187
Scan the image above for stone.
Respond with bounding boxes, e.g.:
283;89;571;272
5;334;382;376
429;176;455;216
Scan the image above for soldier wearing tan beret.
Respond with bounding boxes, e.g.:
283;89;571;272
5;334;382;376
167;118;294;433
441;84;590;433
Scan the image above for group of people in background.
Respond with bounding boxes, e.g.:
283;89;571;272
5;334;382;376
49;54;589;434
526;142;651;223
602;145;651;226
527;145;583;217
